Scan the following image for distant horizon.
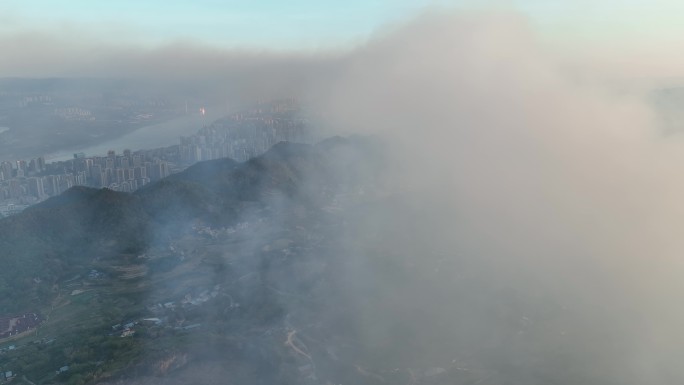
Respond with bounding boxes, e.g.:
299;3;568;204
3;1;684;48
2;2;684;85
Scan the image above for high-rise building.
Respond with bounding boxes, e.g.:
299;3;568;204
132;166;141;179
104;168;114;186
8;180;21;199
91;164;103;187
16;160;27;175
44;175;58;196
76;171;87;186
28;158;38;174
27;177;44;198
84;158;93;177
116;168;125;184
131;155;142;167
1;162;14;179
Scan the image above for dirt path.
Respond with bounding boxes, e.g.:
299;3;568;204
285;330;312;361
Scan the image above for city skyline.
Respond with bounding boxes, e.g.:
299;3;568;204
0;100;307;216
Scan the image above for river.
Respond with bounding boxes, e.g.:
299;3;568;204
45;110;223;161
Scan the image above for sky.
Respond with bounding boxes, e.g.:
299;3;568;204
2;0;684;49
1;0;457;48
3;0;684;82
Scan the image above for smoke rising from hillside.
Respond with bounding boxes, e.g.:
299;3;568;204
7;8;684;384
311;11;684;384
94;10;684;384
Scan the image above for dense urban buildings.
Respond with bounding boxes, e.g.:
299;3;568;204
0;100;307;217
0;151;169;217
179;100;306;163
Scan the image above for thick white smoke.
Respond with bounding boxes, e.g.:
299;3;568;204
307;10;684;384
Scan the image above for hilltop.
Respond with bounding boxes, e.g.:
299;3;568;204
0;136;397;385
0;137;376;309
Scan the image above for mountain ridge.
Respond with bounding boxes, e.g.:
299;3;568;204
0;137;379;313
